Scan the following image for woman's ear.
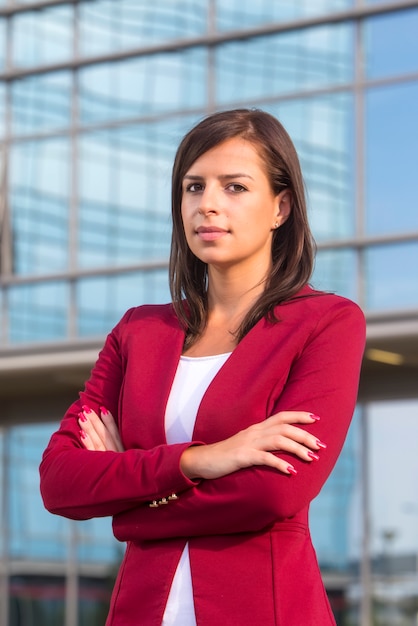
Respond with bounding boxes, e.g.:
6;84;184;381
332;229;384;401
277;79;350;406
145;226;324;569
273;190;292;229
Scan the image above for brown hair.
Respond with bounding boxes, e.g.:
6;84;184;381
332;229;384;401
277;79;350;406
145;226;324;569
169;108;315;347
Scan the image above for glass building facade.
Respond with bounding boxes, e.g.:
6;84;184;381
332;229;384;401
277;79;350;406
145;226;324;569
0;1;417;625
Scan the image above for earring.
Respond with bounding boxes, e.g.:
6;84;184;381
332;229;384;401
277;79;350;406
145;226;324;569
274;222;279;228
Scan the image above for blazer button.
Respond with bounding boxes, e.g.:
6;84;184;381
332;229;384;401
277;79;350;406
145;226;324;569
149;500;159;508
168;493;178;501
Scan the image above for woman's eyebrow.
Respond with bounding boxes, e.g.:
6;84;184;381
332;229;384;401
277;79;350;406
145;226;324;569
221;173;254;181
183;173;254;181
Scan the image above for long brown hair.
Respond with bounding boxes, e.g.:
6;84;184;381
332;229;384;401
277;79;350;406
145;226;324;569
169;108;315;347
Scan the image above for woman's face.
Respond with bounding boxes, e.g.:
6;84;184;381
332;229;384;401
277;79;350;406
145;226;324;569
181;137;291;272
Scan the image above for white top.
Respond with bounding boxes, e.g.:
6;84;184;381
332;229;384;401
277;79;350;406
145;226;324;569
162;352;231;626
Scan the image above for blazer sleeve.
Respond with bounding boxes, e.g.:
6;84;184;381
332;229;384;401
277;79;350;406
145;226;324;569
112;299;366;541
39;309;199;520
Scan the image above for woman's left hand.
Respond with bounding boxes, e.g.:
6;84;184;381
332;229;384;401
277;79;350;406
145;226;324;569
78;406;124;452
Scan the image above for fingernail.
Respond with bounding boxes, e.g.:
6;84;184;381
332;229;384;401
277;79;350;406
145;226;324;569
316;439;327;449
307;451;320;460
287;465;298;475
79;429;87;440
309;413;321;421
82;405;93;414
78;412;87;423
100;406;109;416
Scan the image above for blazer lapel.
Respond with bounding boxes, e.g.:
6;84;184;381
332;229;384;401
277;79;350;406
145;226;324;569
121;305;185;448
192;308;303;444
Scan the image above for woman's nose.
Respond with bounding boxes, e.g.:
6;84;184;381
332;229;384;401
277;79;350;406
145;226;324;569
198;185;219;215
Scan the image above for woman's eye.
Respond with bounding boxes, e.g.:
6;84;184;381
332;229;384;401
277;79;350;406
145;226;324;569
227;183;246;193
186;183;204;192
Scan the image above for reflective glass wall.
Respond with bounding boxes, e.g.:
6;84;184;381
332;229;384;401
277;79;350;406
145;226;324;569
1;2;418;625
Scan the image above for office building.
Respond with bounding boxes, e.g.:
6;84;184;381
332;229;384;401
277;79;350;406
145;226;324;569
1;1;418;624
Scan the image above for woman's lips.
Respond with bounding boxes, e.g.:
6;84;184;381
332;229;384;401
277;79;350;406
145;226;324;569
196;227;229;241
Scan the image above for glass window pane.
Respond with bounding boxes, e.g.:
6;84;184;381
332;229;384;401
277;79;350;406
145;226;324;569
76;270;170;337
78;118;196;269
10;576;66;626
366;0;416;5
368;400;418;620
365;9;418;79
0;82;6;139
263;94;355;241
13;0;66;2
77;518;121;563
9;424;69;560
313;248;357;300
365;82;418;235
8;281;69;343
0;290;5;345
311;409;361;572
79;49;207;124
0;19;6;69
11;6;73;68
11;72;72;135
9;138;70;275
79;0;208;56
78;576;114;625
215;24;353;105
216;0;352;30
365;242;418;311
78;127;170;268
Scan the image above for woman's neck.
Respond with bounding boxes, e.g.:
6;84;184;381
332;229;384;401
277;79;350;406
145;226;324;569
206;263;269;320
182;262;271;358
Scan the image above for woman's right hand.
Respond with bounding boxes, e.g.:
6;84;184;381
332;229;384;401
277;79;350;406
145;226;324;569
180;411;325;480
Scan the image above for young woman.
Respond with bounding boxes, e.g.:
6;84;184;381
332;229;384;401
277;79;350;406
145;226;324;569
40;109;365;625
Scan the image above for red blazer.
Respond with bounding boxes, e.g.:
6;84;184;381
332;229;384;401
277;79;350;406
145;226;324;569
40;287;366;626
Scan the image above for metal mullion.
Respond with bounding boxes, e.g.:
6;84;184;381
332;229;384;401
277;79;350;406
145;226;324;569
0;0;72;17
359;404;372;626
0;335;105;358
363;69;418;90
65;17;80;621
1;301;413;358
5;66;418;145
0;258;170;288
6;105;207;143
0;427;10;626
1;0;418;28
2;228;418;289
354;14;366;311
215;72;418;115
366;307;418;324
355;10;371;622
0;152;11;346
317;231;418;250
0;8;14;348
65;519;78;626
67;2;79;341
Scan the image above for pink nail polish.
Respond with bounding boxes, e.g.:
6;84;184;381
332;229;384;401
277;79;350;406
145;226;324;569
309;413;321;421
79;429;87;440
307;451;320;460
78;412;87;423
287;465;298;475
100;405;109;416
316;440;327;449
82;405;93;414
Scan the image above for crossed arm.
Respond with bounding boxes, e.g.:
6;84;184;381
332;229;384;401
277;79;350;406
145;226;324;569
40;300;365;538
79;406;327;539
